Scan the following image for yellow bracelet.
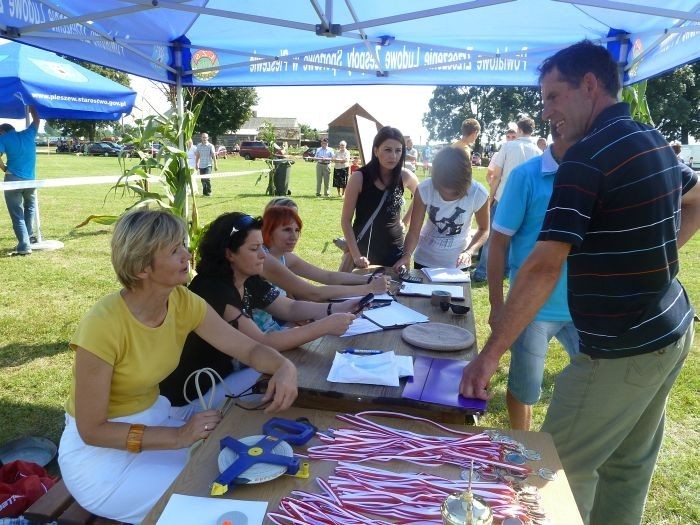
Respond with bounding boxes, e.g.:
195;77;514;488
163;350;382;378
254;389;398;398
126;423;146;453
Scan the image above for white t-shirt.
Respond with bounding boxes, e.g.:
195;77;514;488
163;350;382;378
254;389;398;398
413;178;489;268
493;136;541;202
186;145;197;168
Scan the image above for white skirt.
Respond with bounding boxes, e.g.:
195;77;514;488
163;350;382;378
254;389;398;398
58;396;188;525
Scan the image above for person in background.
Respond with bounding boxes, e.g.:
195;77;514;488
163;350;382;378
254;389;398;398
394;146;489;271
350;156;361;175
488;127;578;431
0;105;39;256
315;138;333;197
404;137;418;172
58;209;297;524
452;118;481;157
195;132;218;197
341;126;419;268
261;201;390;300
160;212;357;413
332;140;351;197
536;136;547;152
185;139;199;195
472;117;541;283
460;40;699;525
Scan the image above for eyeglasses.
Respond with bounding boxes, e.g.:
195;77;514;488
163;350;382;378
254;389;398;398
440;301;471;315
222;376;272;412
229;214;255;238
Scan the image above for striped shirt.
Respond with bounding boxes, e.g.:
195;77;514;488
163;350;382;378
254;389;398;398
539;103;697;358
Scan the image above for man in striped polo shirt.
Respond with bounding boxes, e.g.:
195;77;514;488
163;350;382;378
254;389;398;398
460;40;699;525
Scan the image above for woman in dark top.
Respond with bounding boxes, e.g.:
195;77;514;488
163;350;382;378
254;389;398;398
341;126;419;268
160;212;358;412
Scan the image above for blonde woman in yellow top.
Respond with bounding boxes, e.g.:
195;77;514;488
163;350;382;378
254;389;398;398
58;210;297;524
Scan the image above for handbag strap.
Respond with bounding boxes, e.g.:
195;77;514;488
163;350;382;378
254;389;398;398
356;190;388;244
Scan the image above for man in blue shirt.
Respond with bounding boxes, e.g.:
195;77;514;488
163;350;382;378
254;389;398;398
0;106;40;256
461;41;698;524
488;128;577;431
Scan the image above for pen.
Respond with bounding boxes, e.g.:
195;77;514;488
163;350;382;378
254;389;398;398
341;349;383;355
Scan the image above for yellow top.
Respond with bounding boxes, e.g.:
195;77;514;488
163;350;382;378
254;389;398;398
66;286;207;419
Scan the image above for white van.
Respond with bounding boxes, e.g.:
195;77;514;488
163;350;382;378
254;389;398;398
679;144;700;170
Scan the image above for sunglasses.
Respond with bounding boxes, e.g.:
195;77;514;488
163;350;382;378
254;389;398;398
229;214;255;238
440;301;471;315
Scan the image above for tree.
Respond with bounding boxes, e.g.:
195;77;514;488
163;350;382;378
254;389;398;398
299;123;320;141
645;62;700;144
46;61;131;142
184;87;258;144
423;85;542;147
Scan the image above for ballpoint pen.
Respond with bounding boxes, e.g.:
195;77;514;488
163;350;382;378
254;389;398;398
341;349;383;355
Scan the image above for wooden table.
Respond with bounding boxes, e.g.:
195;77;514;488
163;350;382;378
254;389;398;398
284;276;480;422
143;406;583;525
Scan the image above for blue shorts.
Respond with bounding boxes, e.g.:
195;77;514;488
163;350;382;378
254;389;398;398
508;320;579;405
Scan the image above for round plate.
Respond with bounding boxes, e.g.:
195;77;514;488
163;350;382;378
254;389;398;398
401;322;475;351
0;436;57;467
217;435;293;485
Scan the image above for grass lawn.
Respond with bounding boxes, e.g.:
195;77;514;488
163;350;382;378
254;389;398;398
0;152;697;524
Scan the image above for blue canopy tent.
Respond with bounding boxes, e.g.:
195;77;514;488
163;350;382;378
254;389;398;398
0;39;136;120
0;1;698;91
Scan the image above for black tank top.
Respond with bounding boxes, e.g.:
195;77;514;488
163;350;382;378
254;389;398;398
352;172;405;266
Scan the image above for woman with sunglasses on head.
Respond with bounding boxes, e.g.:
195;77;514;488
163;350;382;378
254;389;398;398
257;198;389;302
160;212;360;415
58;210;297;525
341;126;419;268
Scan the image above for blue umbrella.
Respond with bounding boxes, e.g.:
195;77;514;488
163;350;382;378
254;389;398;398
0;39;136;120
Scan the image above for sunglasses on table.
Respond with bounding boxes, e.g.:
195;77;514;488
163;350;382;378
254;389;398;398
440;301;471;315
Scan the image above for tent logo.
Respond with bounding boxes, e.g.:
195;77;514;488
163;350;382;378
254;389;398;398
192;49;220;81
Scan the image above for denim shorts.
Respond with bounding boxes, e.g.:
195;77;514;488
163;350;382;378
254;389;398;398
508;320;579;404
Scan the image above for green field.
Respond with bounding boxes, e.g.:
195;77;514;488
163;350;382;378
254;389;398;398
0;152;697;524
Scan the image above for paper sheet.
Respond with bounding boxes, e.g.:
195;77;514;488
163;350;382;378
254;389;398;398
341;317;384;337
398;282;465;300
156;493;267;525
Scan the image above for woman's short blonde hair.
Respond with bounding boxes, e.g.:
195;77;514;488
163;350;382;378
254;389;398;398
432;146;472;198
111;209;186;289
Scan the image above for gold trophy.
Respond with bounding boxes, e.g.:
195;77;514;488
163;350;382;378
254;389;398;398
441;461;493;525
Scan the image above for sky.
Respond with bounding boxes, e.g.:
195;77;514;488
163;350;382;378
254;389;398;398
128;77;436;144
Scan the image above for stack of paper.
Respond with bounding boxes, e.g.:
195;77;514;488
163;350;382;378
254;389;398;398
156;494;267;524
421;267;471;283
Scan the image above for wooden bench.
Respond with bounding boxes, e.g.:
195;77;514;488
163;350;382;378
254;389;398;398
23;479;124;525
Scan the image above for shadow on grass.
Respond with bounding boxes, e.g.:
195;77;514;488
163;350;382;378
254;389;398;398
0;342;69;369
64;228;112;240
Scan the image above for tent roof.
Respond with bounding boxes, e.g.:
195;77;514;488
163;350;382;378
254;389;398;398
1;1;698;88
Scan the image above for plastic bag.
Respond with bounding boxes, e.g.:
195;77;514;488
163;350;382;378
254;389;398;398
0;460;56;517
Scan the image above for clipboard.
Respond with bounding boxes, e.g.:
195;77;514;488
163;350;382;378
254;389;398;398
361;301;429;329
402;356;487;413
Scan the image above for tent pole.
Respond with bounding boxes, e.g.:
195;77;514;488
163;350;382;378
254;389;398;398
173;44;190;248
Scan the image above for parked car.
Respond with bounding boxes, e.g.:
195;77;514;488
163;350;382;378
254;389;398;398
471;152;482;166
215;145;228;159
302;147;316;162
239;140;270;160
86;142;121;156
